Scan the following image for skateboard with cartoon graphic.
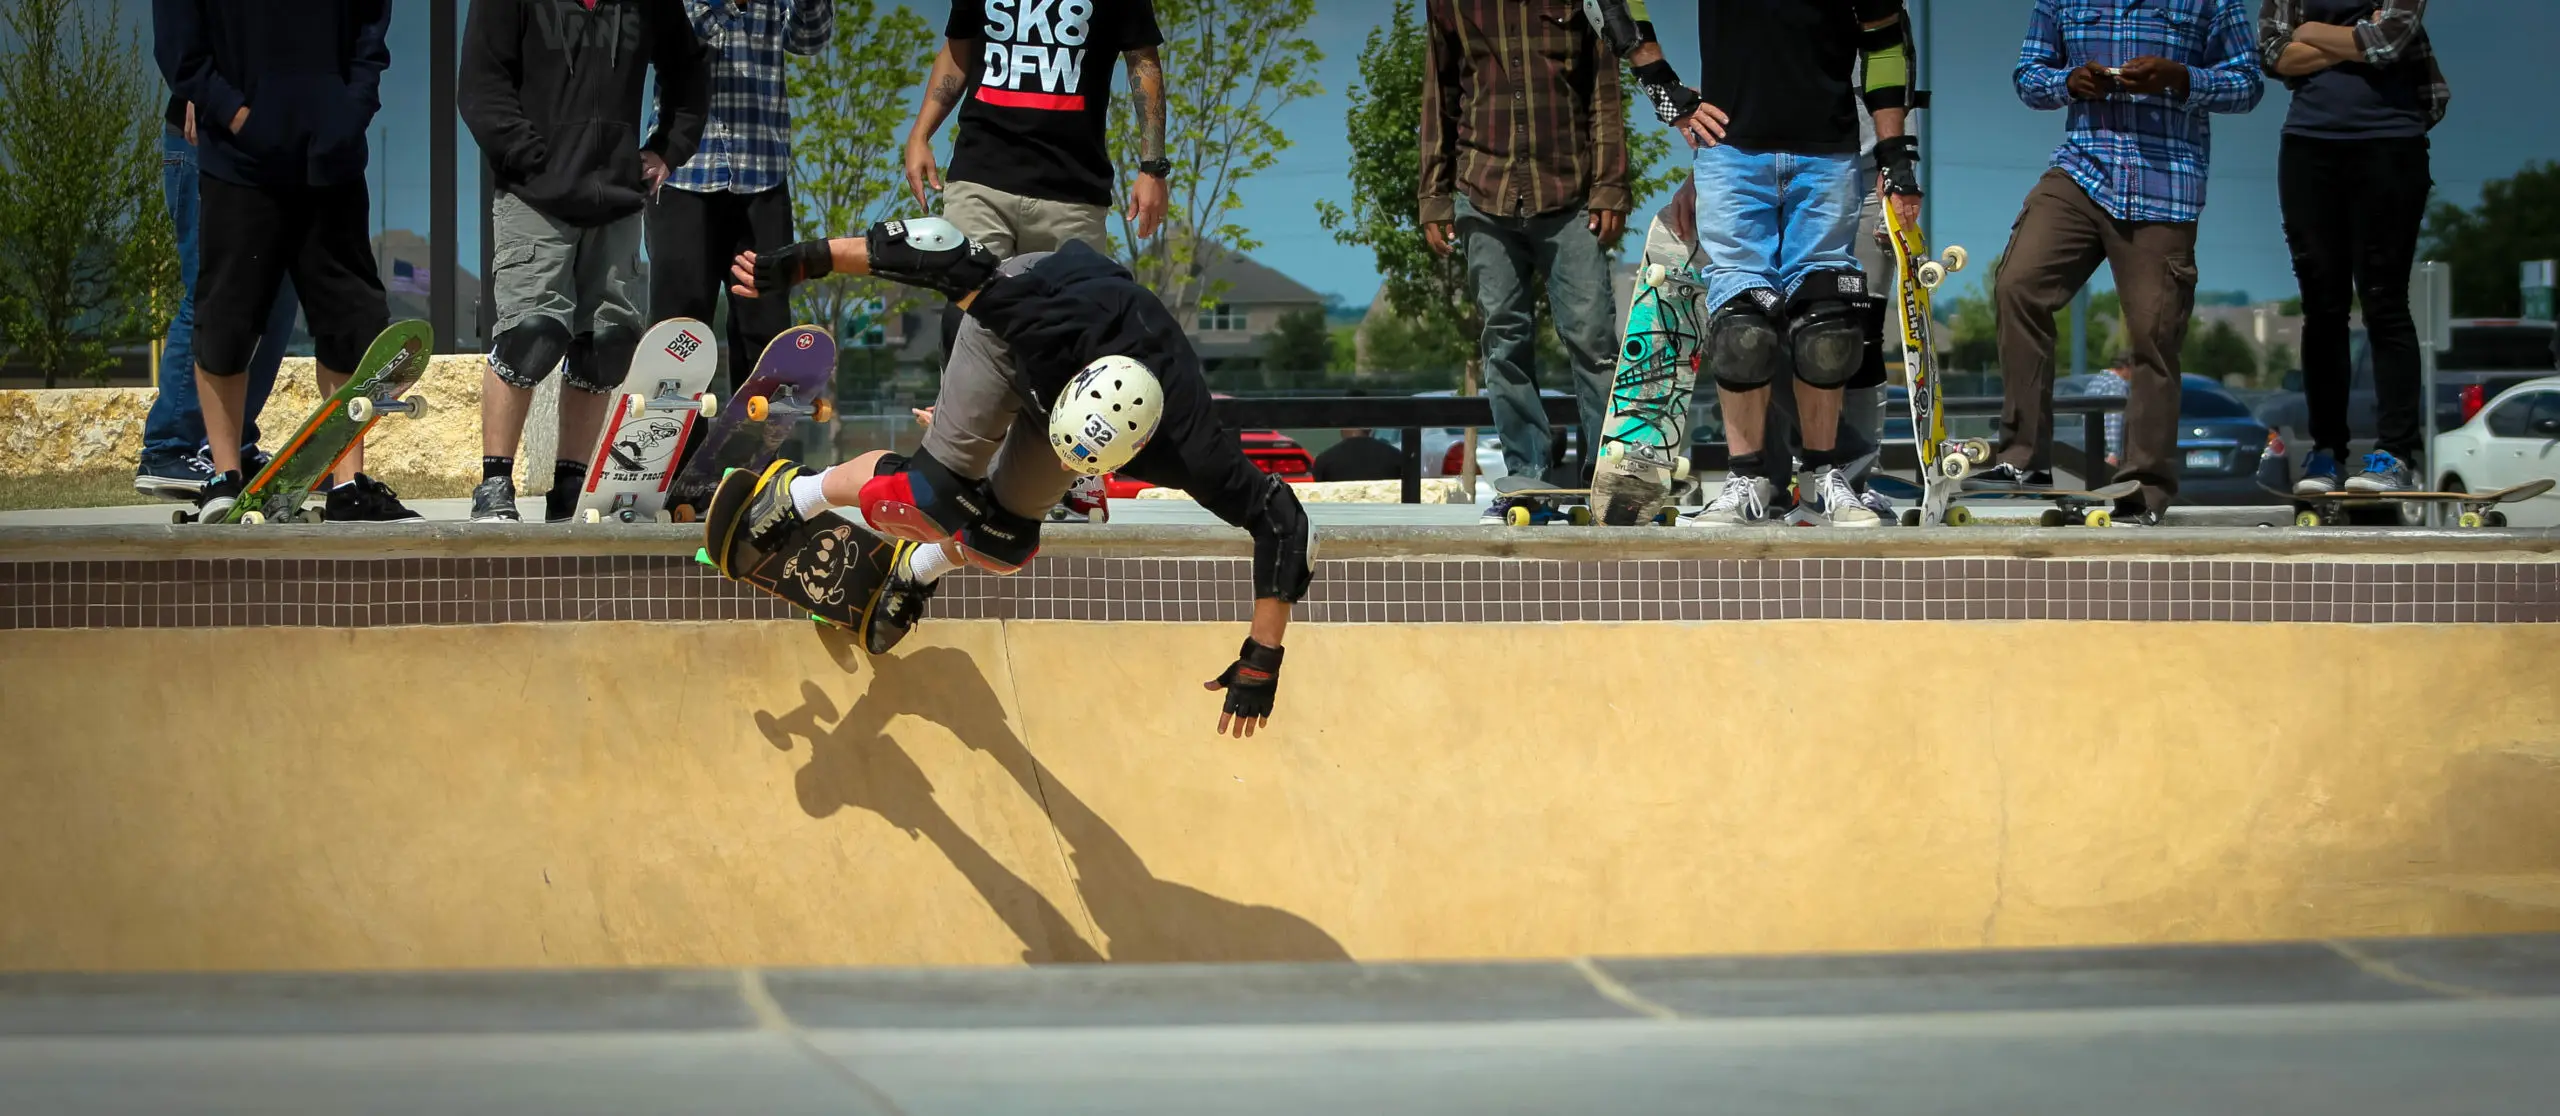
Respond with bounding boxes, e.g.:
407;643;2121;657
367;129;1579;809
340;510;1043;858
699;463;905;644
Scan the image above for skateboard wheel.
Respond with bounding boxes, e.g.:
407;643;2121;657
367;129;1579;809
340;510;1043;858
1945;506;1973;527
624;392;650;416
2084;509;2113;528
747;396;770;422
1600;442;1625;462
402;395;429;420
1089;506;1109;526
813;399;836;423
1567;505;1594;527
1960;438;1992;464
673;505;697;524
581;508;602;524
345;396;375;423
2485;510;2508;528
2458;511;2483;529
2038;508;2067;528
241;510;266;525
1942;246;1969;272
1672;457;1692;481
1939;453;1972;480
1899;508;1919;527
1504;505;1533;527
2294;511;2320;528
171;509;191;525
1654;508;1677;527
1917;261;1947;289
696;393;719;418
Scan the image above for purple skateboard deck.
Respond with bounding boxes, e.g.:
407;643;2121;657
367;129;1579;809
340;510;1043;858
669;325;836;517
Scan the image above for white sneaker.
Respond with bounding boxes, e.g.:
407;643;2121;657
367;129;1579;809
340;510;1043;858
1689;474;1774;526
1812;466;1880;528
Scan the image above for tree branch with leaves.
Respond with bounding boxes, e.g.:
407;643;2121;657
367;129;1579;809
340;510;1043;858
788;0;940;339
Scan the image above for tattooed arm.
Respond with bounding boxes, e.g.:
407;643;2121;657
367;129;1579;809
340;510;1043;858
1125;45;1169;239
904;38;972;208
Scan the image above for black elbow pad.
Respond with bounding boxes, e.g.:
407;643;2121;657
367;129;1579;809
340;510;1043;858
1248;477;1315;603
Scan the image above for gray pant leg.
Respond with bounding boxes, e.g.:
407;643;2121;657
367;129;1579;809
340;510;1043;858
1539;208;1617;475
1457;196;1548;479
919;317;1022;478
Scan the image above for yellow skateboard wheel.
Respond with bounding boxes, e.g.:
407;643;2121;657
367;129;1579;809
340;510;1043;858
2458;511;2482;529
814;399;837;423
1505;505;1532;527
1945;506;1973;527
1568;505;1593;527
2295;510;2320;528
2084;509;2112;528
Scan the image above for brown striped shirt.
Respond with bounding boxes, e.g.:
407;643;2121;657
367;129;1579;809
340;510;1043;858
1419;0;1630;224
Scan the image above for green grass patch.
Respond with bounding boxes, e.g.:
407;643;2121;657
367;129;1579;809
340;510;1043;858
0;470;474;513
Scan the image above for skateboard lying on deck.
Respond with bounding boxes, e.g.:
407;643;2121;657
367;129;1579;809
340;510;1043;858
1932;479;2142;528
700;464;905;644
177;320;434;524
1489;475;1681;527
667;325;838;521
2266;479;2553;528
1590;264;1705;526
1881;199;1981;527
571;319;720;524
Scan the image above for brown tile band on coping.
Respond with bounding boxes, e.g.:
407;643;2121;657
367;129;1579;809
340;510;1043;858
4;556;2557;630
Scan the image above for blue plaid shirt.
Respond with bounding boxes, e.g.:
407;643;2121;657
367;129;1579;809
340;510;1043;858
665;0;834;195
2014;0;2264;223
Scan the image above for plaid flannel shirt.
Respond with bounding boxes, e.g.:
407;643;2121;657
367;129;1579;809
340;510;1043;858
2254;0;2447;127
2014;0;2265;224
664;0;833;195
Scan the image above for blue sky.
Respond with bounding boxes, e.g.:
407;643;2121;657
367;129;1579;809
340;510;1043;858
125;1;2560;307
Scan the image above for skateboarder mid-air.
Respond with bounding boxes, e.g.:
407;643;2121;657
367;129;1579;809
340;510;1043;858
722;219;1315;738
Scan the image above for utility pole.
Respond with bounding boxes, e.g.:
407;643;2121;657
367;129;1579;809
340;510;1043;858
431;0;459;351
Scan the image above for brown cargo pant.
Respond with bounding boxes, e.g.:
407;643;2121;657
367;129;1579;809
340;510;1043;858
1993;170;2199;512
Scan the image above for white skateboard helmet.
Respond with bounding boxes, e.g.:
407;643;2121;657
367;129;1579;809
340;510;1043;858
1049;355;1164;476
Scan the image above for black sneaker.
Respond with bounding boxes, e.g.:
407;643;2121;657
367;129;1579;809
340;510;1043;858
470;477;521;523
327;474;425;522
865;541;941;655
135;450;213;500
1961;463;2055;491
2110;495;2164;527
742;462;810;553
192;470;247;521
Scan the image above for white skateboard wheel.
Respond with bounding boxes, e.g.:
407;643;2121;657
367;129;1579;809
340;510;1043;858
1917;261;1947;289
1601;442;1625;462
1942;246;1969;272
1940;453;1972;480
1089;507;1110;525
241;510;265;524
1672;458;1692;481
346;396;375;423
1642;263;1668;286
1961;438;1992;464
624;392;650;417
696;393;719;418
582;508;602;524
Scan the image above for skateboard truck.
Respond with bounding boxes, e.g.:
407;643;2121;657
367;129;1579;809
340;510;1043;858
624;378;719;420
345;393;430;424
581;491;657;525
742;383;836;424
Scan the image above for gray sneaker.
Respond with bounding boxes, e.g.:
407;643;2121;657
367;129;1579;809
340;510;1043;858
1689;474;1774;527
470;476;522;523
1811;466;1881;527
2343;450;2416;494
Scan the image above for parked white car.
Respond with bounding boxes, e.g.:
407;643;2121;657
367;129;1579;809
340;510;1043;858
2432;374;2560;526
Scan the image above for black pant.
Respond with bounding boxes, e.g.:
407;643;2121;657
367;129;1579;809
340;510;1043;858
2280;134;2431;461
646;184;794;394
195;175;388;375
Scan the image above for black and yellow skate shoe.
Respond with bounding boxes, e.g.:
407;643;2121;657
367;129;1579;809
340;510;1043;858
703;459;803;578
861;538;942;656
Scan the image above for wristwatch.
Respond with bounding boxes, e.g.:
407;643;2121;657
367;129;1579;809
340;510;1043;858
1137;158;1173;179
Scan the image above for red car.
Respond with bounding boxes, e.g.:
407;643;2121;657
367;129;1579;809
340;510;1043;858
1099;400;1314;498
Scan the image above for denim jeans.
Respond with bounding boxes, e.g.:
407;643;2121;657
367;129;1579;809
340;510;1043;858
142;127;298;464
1454;195;1614;480
1692;145;1863;312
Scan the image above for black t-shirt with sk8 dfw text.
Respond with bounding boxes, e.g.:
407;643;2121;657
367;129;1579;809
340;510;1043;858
945;0;1164;207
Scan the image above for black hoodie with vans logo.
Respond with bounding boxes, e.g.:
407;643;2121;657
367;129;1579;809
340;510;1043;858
460;0;709;227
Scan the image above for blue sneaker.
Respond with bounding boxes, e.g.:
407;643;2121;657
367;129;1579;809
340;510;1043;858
134;450;212;500
2293;450;2344;496
2345;450;2416;494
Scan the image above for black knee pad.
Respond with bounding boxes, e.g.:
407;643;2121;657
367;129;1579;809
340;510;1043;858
1248;477;1315;603
1850;294;1889;390
1706;290;1784;393
887;447;994;537
1786;273;1872;389
955;501;1041;574
565;329;639;394
489;317;573;390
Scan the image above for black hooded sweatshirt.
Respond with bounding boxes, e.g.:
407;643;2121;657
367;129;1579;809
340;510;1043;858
459;0;708;227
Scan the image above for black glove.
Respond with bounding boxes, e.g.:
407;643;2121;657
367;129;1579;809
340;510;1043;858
864;217;1002;301
1206;638;1285;722
1632;59;1703;126
1876;135;1923;198
752;240;835;295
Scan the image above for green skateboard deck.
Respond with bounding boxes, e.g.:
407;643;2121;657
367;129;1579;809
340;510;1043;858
191;320;434;524
1591;264;1705;526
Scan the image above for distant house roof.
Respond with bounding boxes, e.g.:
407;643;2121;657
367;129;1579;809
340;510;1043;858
1196;246;1324;307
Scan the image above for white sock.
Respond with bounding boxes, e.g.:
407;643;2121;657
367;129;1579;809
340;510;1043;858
904;542;960;585
790;471;834;519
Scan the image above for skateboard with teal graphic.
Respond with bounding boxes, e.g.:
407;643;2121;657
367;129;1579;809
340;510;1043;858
1590;264;1704;526
177;320;434;524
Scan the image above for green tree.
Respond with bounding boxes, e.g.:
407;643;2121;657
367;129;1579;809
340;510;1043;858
2181;318;2256;384
2262;340;2297;382
1108;0;1322;315
2421;161;2560;317
1262;305;1330;372
1933;269;2121;377
788;0;939;361
0;0;171;387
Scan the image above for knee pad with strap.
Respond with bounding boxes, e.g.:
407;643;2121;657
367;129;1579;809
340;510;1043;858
857;447;989;544
1706;290;1785;393
564;328;640;394
955;502;1042;574
1787;272;1873;389
489;318;573;390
